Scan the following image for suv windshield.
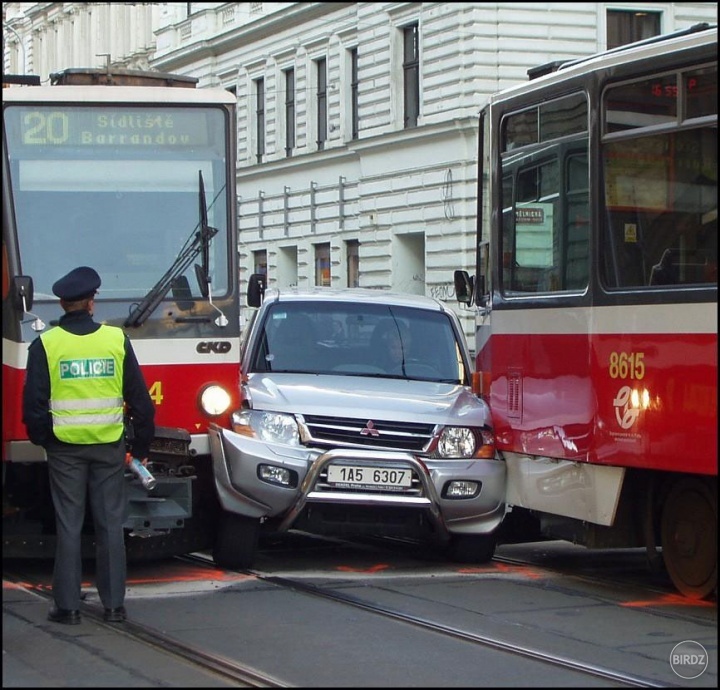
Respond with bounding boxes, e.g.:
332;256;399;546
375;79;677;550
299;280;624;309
251;301;466;382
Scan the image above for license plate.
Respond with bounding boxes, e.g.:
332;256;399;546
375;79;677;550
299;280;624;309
326;465;412;489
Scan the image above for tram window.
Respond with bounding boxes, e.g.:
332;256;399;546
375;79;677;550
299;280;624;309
605;74;677;133
565;154;590;290
601;127;717;289
516;168;558;270
503;109;538;151
605;64;717;134
503;93;586;152
685;65;717;120
539;93;587;141
501;175;514;275
501;146;589;296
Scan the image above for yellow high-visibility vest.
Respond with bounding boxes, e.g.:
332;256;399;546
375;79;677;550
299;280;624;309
41;325;125;444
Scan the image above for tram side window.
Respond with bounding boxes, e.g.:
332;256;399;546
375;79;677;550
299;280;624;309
601;63;717;289
500;92;589;296
601;130;717;289
501;150;589;295
565;154;590;290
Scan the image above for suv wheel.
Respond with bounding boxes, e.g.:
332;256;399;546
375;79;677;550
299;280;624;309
213;512;260;569
446;533;496;564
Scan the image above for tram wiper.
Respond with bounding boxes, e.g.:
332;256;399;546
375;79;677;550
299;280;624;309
124;171;218;328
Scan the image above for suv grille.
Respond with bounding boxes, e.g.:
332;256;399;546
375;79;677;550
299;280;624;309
299;414;435;452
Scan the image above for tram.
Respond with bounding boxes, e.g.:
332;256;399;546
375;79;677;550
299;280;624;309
2;68;241;559
454;24;717;598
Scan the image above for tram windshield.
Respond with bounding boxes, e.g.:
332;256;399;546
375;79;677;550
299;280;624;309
3;105;230;300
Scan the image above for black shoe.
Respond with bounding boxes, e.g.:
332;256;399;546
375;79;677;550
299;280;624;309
103;606;126;623
48;606;81;625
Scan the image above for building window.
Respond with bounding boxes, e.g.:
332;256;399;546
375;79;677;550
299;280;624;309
350;48;359;140
316;58;327;150
253;250;267;276
346;240;359;287
607;10;661;49
315;243;331;286
403;23;419;129
255;77;265;163
285;68;295;157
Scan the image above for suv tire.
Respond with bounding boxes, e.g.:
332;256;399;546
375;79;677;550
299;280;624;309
213;512;260;569
446;533;496;564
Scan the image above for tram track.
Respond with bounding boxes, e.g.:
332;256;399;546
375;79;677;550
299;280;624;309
179;552;673;688
6;542;711;687
2;568;290;688
349;534;716;623
492;553;717;622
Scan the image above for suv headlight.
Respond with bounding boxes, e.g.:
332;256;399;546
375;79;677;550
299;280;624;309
434;427;495;459
231;410;300;446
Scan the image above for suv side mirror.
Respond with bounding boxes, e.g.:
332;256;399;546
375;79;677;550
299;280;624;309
247;273;266;308
453;270;474;306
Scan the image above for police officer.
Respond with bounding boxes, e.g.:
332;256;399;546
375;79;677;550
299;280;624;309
22;266;155;625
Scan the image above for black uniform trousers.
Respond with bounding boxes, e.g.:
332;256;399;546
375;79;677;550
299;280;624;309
46;440;127;611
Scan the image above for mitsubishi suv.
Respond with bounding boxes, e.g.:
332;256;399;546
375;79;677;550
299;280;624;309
208;280;506;568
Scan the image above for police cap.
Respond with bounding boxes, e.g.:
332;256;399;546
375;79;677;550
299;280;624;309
52;266;101;301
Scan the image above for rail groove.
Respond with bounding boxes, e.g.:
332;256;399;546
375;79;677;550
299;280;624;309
3;569;289;688
182;553;672;688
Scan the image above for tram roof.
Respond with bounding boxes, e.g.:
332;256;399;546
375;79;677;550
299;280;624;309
486;23;717;107
2;85;236;105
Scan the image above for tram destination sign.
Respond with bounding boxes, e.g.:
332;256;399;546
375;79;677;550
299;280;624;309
10;106;213;148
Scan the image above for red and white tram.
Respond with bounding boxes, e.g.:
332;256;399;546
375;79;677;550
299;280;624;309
2;68;241;559
455;24;717;598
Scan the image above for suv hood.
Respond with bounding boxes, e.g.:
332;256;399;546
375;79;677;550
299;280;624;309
245;373;490;426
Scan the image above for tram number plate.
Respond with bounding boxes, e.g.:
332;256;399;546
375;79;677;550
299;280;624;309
327;465;412;489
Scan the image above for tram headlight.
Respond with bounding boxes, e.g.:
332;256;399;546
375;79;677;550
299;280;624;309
231;410;300;446
199;384;232;417
433;427;496;459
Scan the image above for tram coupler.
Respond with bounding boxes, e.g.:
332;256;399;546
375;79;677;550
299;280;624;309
123;426;194;537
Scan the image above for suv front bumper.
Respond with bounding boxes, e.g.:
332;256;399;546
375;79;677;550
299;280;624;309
209;424;506;538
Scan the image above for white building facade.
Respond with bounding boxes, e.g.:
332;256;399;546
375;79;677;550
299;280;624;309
4;2;717;336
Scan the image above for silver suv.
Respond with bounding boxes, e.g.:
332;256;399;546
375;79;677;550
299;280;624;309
209;283;506;568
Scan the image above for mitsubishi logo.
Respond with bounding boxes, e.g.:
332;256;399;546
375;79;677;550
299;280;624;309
360;420;380;437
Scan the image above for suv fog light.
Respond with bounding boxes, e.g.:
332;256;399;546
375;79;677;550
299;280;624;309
443;480;480;499
258;464;297;488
